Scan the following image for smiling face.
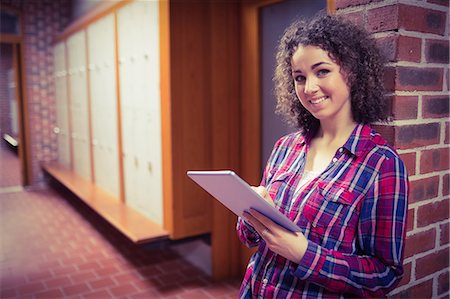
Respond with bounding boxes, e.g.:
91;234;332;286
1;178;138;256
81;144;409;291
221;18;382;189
291;45;354;125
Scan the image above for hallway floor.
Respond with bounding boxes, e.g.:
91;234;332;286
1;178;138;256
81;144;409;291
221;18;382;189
0;142;21;187
0;144;241;298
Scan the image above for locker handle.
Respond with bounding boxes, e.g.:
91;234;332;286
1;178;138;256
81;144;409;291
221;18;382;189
148;162;152;174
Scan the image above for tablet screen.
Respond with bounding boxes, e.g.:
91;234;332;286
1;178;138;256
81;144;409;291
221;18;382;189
187;170;300;232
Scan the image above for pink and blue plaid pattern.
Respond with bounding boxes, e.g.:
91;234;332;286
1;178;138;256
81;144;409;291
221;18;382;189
237;124;409;298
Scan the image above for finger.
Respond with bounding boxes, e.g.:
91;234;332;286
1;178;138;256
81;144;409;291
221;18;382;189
243;210;271;238
248;209;272;227
253;186;274;207
248;209;291;236
254;186;268;198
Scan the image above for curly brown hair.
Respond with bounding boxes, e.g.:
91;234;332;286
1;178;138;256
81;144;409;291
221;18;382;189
274;12;388;132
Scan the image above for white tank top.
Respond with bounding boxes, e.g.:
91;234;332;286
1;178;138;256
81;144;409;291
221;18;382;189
291;170;319;210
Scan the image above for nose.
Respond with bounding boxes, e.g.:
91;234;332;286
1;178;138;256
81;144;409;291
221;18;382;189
304;77;319;95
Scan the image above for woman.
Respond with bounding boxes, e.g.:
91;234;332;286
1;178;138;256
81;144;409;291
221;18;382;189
237;12;408;298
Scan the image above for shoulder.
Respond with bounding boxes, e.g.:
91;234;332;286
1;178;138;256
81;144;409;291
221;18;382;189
369;129;398;157
366;127;407;176
273;131;305;150
267;131;305;165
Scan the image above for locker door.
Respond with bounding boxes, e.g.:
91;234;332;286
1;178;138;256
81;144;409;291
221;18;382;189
137;1;163;225
117;1;163;224
67;31;91;181
87;15;120;197
53;42;71;168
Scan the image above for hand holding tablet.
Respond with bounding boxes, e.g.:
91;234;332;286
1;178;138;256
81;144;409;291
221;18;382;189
187;170;300;232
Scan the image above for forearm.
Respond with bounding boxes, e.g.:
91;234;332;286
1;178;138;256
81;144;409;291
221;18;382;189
294;241;404;297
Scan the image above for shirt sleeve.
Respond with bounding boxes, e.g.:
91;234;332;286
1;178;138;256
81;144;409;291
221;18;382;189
236;217;261;248
293;154;409;297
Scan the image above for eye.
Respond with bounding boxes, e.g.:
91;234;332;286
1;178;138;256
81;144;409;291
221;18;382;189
317;69;330;77
294;75;306;83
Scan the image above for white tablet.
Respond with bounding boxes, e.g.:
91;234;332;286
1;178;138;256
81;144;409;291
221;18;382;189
187;170;300;232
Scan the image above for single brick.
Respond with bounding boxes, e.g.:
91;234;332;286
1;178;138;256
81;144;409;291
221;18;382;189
404;228;436;258
399;152;416;176
440;221;449;246
443;173;450;196
397;35;421;62
409;176;440;204
417;199;450;228
427;0;449;7
426;39;450;64
438;270;449;295
415;247;449;279
391;96;418;120
397;67;444;91
399;5;447;35
396;123;440;149
391;279;433;298
423;95;450;118
420;147;450;173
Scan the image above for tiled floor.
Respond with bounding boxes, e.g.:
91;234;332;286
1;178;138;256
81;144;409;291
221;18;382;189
0;143;21;187
0;143;241;298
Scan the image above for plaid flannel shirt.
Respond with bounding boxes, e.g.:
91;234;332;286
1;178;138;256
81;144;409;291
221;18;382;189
237;124;409;298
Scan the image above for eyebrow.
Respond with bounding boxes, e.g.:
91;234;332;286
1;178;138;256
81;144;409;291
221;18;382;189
312;61;331;69
292;61;332;73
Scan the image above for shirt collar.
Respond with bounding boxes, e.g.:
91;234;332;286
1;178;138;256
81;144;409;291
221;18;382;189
342;123;373;157
300;123;373;157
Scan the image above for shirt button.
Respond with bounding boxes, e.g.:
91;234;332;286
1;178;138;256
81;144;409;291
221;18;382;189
332;157;338;163
339;148;343;153
263;278;268;284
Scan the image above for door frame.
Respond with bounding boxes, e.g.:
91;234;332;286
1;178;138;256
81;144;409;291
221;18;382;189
1;5;32;186
238;0;336;274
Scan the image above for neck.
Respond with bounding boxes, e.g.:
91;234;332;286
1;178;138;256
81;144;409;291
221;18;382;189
316;118;357;143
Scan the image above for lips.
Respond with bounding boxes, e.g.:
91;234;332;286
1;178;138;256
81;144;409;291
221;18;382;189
309;96;328;104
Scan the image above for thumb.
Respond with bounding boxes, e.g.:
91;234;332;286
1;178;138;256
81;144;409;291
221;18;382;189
254;186;268;198
252;186;274;206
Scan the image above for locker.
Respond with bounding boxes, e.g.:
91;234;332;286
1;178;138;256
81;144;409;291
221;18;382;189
87;15;120;197
53;42;71;168
67;31;91;181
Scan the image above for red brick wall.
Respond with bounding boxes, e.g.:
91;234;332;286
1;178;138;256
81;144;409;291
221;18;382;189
337;0;449;298
2;0;71;182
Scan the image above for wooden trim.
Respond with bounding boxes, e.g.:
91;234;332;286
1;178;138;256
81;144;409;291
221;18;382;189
84;29;95;183
0;34;22;43
209;1;242;280
238;0;263;274
16;44;32;185
114;12;125;203
43;163;169;243
17;9;31;186
64;41;74;171
240;2;262;186
238;0;335;274
12;44;24;185
56;0;132;42
327;0;336;14
160;0;174;237
1;6;30;185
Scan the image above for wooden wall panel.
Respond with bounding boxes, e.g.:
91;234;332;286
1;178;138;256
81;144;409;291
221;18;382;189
168;1;212;238
67;31;91;181
87;14;120;198
209;1;242;279
53;42;71;168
